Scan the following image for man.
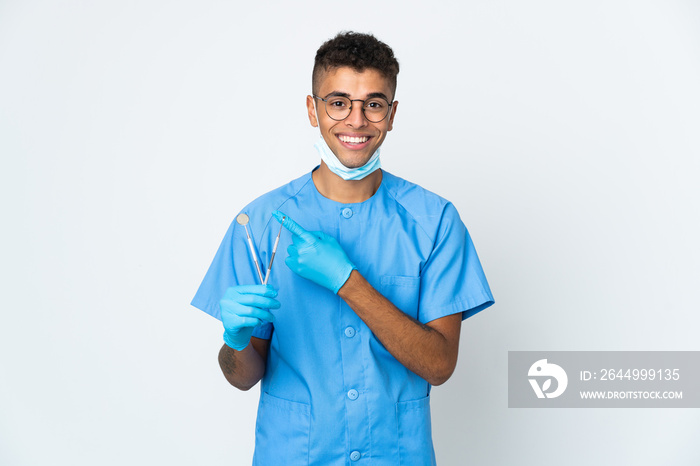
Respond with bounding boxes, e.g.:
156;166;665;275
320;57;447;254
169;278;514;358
192;32;494;465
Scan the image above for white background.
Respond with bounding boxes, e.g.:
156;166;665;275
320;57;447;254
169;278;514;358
1;1;699;465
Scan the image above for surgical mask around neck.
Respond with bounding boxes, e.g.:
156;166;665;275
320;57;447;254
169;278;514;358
313;102;382;181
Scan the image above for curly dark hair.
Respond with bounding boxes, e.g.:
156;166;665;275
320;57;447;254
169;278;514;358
312;31;400;97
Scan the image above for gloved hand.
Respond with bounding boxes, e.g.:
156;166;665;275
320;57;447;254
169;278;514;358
272;210;356;294
219;285;279;350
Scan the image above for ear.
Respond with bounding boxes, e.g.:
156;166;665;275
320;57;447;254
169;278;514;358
306;95;318;127
387;100;398;131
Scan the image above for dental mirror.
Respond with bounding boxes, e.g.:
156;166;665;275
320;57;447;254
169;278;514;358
236;213;250;226
236;212;264;283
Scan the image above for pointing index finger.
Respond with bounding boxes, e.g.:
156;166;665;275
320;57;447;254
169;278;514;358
272;210;315;242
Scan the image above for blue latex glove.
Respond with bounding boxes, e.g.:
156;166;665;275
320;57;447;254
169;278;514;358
272;210;356;294
219;285;279;350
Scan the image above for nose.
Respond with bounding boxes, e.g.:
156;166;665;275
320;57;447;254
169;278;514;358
345;102;368;128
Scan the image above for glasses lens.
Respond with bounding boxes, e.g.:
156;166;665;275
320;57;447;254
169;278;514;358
363;98;390;123
324;96;351;121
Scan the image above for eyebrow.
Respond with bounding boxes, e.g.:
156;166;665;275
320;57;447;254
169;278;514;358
324;91;391;101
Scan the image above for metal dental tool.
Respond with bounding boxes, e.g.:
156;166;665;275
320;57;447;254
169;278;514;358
236;213;264;284
263;216;285;285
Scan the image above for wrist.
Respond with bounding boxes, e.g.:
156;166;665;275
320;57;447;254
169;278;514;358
333;263;357;294
336;268;361;297
223;331;249;351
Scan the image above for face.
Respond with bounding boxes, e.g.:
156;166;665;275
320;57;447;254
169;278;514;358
306;67;398;169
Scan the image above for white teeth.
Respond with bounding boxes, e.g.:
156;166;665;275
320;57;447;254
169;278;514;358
339;135;369;144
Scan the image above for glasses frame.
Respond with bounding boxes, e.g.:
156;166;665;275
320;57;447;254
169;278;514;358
312;94;394;123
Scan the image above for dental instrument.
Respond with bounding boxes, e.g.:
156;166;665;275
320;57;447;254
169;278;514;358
263;216;285;285
236;213;264;284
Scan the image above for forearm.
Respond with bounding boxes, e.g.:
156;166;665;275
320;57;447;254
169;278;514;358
218;341;266;391
338;271;461;386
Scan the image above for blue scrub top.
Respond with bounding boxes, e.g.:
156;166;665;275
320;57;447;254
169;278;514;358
192;169;494;466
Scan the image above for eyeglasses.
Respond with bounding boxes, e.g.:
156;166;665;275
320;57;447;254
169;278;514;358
313;94;393;123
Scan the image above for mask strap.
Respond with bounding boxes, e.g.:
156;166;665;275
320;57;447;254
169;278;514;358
313;98;319;129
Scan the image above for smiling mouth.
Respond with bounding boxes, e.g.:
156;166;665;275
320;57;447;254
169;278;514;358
338;135;370;145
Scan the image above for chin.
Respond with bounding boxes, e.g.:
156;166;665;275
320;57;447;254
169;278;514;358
338;155;372;169
342;162;367;169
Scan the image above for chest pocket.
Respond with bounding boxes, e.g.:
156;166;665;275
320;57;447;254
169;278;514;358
380;275;420;320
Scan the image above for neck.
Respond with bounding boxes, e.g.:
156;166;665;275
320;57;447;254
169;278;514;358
313;161;383;203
